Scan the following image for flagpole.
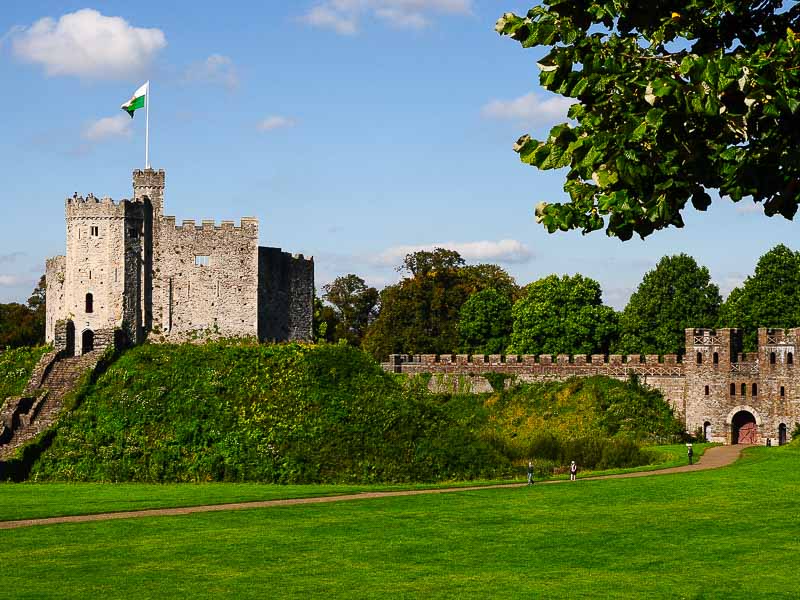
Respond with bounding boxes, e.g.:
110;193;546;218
145;81;150;169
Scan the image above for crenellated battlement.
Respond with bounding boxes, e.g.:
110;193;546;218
132;168;165;188
161;215;259;232
65;194;146;219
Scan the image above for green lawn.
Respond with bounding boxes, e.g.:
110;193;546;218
0;444;797;598
0;444;711;521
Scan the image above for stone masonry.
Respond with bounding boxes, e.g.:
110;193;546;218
46;169;314;354
383;328;800;446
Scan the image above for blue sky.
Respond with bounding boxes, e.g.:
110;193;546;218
1;1;799;308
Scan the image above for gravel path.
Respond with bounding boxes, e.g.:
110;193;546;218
0;445;745;530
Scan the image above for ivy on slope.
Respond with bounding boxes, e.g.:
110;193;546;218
0;346;48;401
29;342;507;483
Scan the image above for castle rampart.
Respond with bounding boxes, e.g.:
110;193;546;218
383;327;800;445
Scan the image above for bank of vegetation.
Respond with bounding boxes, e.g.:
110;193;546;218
19;343;683;483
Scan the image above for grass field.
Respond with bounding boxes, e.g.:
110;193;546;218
0;443;796;598
0;444;711;522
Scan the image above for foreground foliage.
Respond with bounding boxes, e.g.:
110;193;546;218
29;342;506;483
498;2;800;239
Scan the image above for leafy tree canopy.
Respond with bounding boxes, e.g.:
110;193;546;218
0;275;46;348
509;274;618;355
718;244;800;350
458;288;514;354
497;1;800;240
363;249;517;359
615;254;721;355
322;274;380;347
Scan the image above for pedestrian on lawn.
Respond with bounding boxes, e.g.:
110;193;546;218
569;460;578;481
687;444;694;465
527;461;533;486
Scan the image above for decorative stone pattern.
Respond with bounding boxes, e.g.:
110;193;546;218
45;169;313;351
383;328;800;445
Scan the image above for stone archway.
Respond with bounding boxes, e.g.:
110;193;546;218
731;410;758;444
779;423;788;446
81;329;94;354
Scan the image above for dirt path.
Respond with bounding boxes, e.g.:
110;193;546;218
0;445;745;530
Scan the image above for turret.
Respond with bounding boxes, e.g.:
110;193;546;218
132;168;165;217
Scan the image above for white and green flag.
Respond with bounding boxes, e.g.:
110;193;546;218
121;81;148;118
121;81;151;168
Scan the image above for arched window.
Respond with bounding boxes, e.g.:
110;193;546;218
85;293;93;313
752;383;758;396
703;421;712;442
770;352;776;365
741;383;746;396
704;385;709;396
713;352;719;365
730;383;736;396
789;353;794;365
696;352;703;364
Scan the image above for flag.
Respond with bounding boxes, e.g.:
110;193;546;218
121;82;148;119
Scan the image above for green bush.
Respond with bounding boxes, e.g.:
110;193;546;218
0;346;48;400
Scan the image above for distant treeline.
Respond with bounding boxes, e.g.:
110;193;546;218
317;244;800;359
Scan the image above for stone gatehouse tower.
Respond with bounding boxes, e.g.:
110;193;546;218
45;169;313;354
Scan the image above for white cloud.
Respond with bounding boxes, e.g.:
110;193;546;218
10;9;166;79
0;275;27;287
300;0;472;34
377;239;533;266
257;116;296;132
183;54;239;90
303;5;359;35
83;115;132;141
481;92;575;125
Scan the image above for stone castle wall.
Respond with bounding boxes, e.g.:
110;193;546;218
154;217;260;341
383;328;800;445
257;248;314;342
45;256;66;344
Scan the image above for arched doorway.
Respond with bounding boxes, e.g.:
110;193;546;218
731;410;757;444
703;421;712;442
779;423;787;446
81;329;94;354
65;321;75;356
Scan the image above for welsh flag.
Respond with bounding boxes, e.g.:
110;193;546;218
121;82;148;118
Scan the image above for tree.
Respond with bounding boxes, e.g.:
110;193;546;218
458;288;513;354
0;303;40;348
615;254;721;355
27;274;46;345
496;3;800;240
362;249;518;359
509;274;618;355
718;244;800;351
322;274;379;347
312;296;340;344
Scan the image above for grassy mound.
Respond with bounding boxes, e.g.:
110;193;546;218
436;376;685;475
29;342;507;483
0;346;48;400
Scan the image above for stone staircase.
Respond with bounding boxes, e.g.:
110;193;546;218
0;350;103;460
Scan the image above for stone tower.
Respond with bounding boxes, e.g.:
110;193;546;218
46;193;151;355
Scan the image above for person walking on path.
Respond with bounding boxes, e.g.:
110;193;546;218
527;461;533;486
687;444;694;465
570;461;578;481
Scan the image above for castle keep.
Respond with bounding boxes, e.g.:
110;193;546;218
45;169;313;353
384;328;800;445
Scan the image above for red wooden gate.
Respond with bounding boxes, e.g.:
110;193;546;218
738;422;757;445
